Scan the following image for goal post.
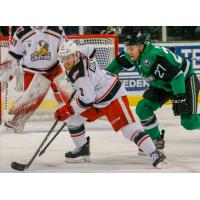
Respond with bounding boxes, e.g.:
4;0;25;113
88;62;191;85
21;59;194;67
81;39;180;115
0;36;10;125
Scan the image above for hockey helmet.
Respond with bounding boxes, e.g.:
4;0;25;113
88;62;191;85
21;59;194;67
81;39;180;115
58;41;78;58
124;32;150;46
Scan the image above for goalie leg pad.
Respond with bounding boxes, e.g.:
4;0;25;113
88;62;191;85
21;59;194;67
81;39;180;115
44;65;64;104
54;72;76;105
9;74;51;115
51;83;63;104
23;71;35;90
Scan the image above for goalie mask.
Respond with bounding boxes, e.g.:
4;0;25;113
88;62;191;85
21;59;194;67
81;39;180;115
31;26;47;32
58;41;80;71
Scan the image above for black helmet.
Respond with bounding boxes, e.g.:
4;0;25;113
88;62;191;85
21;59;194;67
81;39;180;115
125;32;150;46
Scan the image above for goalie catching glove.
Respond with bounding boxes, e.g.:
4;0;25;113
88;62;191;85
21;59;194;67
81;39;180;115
0;54;18;82
54;104;75;121
171;93;189;116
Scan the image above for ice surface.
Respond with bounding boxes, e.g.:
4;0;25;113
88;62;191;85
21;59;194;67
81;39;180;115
1;106;200;172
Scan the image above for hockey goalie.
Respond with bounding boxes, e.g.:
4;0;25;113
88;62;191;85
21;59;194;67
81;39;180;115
0;26;68;133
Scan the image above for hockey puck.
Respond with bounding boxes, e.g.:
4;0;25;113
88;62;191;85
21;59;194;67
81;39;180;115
11;162;26;171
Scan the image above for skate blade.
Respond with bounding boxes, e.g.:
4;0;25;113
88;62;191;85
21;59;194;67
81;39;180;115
65;156;91;163
6;128;22;134
155;160;169;169
4;123;23;134
3;126;16;133
137;151;147;156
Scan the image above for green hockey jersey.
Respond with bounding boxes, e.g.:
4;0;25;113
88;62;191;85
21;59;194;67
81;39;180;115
107;42;194;95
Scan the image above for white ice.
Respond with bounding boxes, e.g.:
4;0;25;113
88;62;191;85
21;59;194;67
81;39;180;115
1;106;200;173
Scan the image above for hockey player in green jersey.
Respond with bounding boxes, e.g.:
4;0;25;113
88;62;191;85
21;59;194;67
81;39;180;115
106;32;200;154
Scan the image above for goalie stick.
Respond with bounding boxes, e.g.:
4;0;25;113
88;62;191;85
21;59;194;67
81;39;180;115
10;89;76;171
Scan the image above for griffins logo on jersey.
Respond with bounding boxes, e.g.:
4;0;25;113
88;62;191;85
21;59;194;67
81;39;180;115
31;40;51;61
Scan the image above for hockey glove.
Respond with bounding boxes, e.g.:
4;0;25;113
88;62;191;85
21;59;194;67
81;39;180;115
54;104;75;121
171;93;189;116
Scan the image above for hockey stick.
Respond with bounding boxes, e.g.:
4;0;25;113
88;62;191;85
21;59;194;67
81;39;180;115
10;89;76;171
11;119;59;171
39;90;77;156
39;122;66;156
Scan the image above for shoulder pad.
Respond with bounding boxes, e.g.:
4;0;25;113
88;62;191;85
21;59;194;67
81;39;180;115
47;26;63;36
15;26;32;39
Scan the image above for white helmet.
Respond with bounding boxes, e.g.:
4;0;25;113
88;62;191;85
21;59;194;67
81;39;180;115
31;26;47;31
58;41;78;58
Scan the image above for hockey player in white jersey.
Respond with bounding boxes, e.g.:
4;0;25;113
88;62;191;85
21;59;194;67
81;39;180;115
54;41;169;168
0;26;67;133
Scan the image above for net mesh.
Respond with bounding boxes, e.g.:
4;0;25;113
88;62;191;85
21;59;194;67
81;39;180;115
67;35;118;69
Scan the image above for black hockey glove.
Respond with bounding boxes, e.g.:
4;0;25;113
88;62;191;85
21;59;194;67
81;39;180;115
171;93;189;116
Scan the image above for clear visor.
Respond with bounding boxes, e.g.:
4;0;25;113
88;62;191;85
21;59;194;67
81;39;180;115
124;44;139;53
58;53;78;64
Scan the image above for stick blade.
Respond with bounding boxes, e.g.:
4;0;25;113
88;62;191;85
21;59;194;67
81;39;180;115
11;162;27;171
39;149;45;157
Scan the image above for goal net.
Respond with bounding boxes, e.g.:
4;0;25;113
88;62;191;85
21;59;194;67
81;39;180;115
0;34;119;124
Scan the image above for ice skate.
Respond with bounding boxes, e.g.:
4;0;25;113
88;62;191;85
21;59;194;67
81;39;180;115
65;137;91;163
138;130;165;156
4;119;24;134
151;150;169;169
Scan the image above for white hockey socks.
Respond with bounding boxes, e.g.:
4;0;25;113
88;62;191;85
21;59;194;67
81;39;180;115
68;124;87;148
120;123;156;157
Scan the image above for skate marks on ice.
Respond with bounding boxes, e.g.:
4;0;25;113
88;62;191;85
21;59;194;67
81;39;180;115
1;122;200;172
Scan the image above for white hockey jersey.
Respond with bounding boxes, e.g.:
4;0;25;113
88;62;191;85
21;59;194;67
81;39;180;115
67;56;127;114
9;26;66;73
